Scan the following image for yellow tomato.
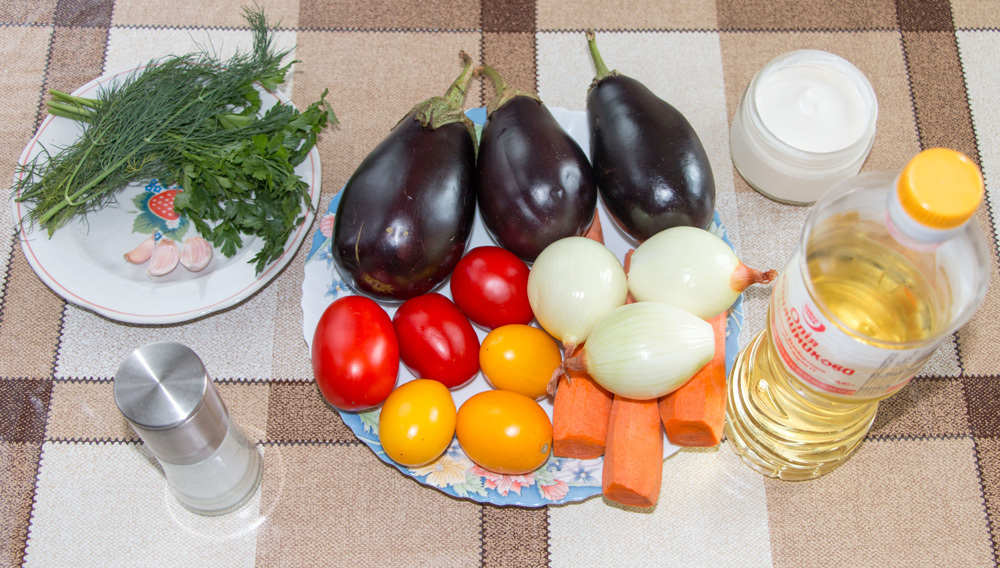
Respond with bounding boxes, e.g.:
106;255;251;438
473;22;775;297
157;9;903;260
378;379;457;467
456;390;552;475
479;324;562;400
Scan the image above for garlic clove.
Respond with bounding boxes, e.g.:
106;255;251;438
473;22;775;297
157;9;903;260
179;236;213;272
147;239;180;277
124;236;155;264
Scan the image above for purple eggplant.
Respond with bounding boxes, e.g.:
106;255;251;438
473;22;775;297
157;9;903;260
332;52;477;301
585;31;715;243
475;65;597;262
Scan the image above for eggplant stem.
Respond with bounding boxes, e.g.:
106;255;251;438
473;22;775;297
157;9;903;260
475;64;508;97
443;50;474;110
586;30;611;80
405;50;478;138
475;63;540;116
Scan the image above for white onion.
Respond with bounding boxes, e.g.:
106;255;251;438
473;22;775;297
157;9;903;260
627;226;775;319
527;236;628;351
577;302;714;399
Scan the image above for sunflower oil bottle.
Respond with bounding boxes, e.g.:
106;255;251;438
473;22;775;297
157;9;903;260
725;148;991;480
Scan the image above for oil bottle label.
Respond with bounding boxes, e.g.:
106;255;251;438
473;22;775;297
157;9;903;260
770;254;940;399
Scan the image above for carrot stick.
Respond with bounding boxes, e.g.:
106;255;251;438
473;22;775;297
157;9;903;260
658;312;728;447
552;346;614;459
599;248;664;506
602;396;663;508
582;207;604;243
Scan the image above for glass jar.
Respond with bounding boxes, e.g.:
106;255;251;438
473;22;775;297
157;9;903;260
114;342;263;515
730;50;878;204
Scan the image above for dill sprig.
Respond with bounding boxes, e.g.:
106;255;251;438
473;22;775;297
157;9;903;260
14;6;336;274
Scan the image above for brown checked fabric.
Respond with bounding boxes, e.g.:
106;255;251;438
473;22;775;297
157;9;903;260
2;0;1000;566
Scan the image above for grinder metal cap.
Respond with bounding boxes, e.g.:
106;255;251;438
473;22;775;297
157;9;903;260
114;342;229;466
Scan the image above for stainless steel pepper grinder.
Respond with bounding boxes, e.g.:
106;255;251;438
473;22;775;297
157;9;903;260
114;341;263;516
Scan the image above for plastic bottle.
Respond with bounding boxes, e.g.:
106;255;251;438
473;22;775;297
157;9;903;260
725;148;991;481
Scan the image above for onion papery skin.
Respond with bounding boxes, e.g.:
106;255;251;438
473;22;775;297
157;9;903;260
526;236;628;349
627;226;739;319
583;302;714;399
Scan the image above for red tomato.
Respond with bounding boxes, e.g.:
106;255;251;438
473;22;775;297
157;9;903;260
311;296;399;411
392;293;480;388
449;246;533;330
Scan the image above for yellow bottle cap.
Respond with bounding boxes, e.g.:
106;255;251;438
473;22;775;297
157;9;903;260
897;148;984;229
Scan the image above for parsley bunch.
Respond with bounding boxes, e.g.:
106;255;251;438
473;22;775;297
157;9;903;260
15;7;336;274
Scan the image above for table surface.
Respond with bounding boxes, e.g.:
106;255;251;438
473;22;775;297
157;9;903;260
3;1;1000;566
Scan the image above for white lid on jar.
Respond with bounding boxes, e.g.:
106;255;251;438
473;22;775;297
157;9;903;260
730;50;878;204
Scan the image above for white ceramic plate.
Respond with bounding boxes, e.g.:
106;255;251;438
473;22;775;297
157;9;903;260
301;107;743;506
11;68;321;324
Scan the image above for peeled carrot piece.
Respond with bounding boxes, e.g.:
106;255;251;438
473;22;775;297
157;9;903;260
582;207;604;243
602;396;663;508
658;312;727;447
552;346;614;459
601;254;662;506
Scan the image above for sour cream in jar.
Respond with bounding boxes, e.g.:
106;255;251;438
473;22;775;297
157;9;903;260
730;50;877;204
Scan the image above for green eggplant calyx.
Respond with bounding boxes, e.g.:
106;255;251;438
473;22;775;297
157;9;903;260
408;97;473;130
402;50;479;152
408;50;475;130
587;72;622;95
585;30;620;93
475;64;541;117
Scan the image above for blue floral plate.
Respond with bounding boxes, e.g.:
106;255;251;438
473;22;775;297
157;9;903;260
300;107;743;507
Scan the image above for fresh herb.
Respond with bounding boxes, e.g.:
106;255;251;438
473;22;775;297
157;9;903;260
14;7;337;274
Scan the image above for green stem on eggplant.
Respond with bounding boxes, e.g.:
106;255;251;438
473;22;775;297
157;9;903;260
475;64;540;117
403;51;479;154
409;51;476;131
586;30;613;81
476;64;508;96
443;50;474;110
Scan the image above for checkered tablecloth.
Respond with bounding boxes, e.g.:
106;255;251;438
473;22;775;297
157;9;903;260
3;1;1000;566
